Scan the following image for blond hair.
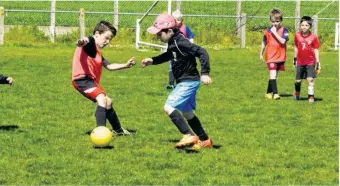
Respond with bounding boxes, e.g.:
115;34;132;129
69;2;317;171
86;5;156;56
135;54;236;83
172;9;183;21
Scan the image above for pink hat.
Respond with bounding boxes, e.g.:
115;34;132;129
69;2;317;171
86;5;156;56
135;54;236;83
147;13;176;34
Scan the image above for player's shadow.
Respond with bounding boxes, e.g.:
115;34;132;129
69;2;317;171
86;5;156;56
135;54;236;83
299;97;323;102
84;128;137;135
280;93;293;98
0;125;19;131
94;146;114;150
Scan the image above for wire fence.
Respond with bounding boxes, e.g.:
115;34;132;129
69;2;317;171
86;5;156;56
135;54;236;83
0;0;338;48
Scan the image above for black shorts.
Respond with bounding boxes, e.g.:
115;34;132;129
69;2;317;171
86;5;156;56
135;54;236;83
296;65;316;80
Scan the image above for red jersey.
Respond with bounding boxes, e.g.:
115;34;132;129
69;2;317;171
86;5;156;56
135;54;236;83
263;27;289;63
72;37;103;83
294;32;320;65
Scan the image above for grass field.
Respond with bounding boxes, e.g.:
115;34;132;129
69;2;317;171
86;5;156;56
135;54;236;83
0;44;338;184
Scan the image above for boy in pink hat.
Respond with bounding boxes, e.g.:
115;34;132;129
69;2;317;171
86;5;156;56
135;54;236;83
141;13;213;149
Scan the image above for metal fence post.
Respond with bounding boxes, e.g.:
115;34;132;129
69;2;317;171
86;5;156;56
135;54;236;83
0;7;4;45
240;13;246;48
236;0;242;37
113;0;118;29
295;0;300;32
50;0;56;43
79;8;85;39
176;0;181;11
312;15;318;36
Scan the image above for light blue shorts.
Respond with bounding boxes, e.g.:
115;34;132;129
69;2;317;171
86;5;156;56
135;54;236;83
165;80;200;112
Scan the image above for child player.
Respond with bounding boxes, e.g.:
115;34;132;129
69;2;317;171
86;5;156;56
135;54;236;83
166;10;195;89
293;16;320;103
260;8;289;100
72;21;135;135
141;13;213;149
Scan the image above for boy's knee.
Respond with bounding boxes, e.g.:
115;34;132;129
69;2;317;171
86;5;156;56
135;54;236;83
307;78;314;85
106;97;112;109
96;94;107;107
295;80;302;83
182;112;194;120
164;104;175;115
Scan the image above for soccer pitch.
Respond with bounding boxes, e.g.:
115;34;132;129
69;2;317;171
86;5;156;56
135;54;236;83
0;45;338;184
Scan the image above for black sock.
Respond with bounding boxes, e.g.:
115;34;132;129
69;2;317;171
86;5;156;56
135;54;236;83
95;106;106;127
295;82;301;92
187;116;209;141
106;107;122;131
169;110;192;135
269;79;278;94
266;80;272;93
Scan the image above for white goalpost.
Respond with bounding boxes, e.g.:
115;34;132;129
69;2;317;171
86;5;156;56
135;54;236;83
135;0;172;50
335;23;339;50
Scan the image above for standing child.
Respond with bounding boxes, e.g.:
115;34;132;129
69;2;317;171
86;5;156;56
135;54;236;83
166;10;195;89
141;13;213;148
260;8;289;100
72;21;135;135
293;16;320;103
0;75;13;85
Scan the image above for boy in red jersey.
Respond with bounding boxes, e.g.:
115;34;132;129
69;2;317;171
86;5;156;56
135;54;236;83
293;16;320;103
166;10;195;89
260;8;289;100
0;75;13;85
72;21;135;135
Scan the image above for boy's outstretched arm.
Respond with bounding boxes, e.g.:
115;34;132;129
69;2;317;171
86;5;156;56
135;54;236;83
103;57;136;71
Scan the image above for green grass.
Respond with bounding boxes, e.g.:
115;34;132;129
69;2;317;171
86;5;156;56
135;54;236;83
0;44;338;184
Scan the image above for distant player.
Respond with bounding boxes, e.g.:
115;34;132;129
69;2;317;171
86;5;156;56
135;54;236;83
293;16;320;103
0;75;13;85
260;8;289;100
141;13;213;149
72;21;135;135
166;10;195;89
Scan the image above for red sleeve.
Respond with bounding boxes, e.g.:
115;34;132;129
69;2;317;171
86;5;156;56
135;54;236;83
312;35;320;49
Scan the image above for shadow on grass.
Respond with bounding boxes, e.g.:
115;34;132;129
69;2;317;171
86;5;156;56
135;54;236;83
0;125;19;131
298;97;323;102
93;145;114;150
84;128;137;135
280;93;293;98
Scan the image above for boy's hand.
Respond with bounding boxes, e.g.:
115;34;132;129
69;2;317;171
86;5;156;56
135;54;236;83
141;58;153;68
6;77;13;86
76;37;89;47
201;75;212;85
270;26;277;33
315;62;321;75
126;57;136;68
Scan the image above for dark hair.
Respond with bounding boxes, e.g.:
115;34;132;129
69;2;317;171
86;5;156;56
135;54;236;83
159;27;179;34
300;16;313;27
270;8;283;21
93;21;117;36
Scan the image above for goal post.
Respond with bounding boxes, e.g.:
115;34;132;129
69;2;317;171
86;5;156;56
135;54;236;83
335;23;339;50
135;0;172;50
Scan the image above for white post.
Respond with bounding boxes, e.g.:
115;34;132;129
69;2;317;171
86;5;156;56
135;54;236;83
113;0;118;29
295;0;300;32
50;0;56;43
0;7;4;45
335;23;339;50
312;15;318;36
236;0;241;37
79;8;85;39
240;13;246;48
136;19;140;49
167;0;172;14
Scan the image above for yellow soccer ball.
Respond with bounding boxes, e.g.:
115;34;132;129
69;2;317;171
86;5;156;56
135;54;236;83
90;126;113;147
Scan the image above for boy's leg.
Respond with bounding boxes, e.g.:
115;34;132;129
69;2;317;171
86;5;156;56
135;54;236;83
164;104;192;135
95;94;108;127
105;97;131;135
182;111;209;141
306;65;316;103
269;70;280;100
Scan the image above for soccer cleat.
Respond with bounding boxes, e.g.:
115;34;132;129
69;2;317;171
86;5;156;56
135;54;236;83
112;128;132;136
166;84;175;89
264;93;273;99
273;94;281;100
190;138;213;150
293;91;300;100
308;96;315;104
175;134;199;148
